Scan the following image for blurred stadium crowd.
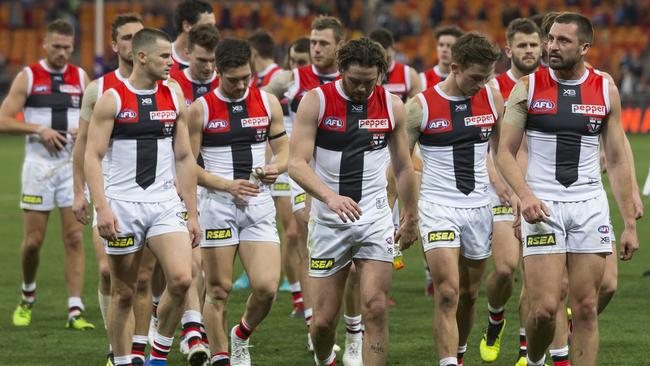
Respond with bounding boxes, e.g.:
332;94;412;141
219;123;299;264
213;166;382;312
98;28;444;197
1;0;649;99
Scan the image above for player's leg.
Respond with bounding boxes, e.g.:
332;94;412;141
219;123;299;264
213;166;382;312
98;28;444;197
566;253;606;366
202;245;237;366
132;247;156;365
343;264;363;366
310;267;349;366
598;241;617;314
13;209;49;326
457;256;487;365
60;206;94;329
549;270;570;366
516;270;529;366
275;196;304;315
179;246;210;365
91;222;114;362
147;232;193;363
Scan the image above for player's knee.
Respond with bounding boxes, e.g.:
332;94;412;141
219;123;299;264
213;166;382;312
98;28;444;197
23;233;45;254
559;276;570;301
166;272;192;297
362;294;388;325
112;285;136;308
63;229;83;248
436;283;459;310
600;272;618;297
98;264;111;287
207;281;232;300
251;282;277;303
312;313;338;334
458;286;479;306
530;302;557;325
284;225;300;245
493;260;517;283
572;296;598;322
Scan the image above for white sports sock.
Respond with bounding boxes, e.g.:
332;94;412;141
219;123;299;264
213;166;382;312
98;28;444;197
289;282;302;293
440;356;458;366
527;354;546;366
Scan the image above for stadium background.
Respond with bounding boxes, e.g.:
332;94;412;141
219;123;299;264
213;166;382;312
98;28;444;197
0;0;649;364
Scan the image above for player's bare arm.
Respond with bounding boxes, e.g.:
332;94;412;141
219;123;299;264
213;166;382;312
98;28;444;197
407;67;423;98
262;92;289;183
386;94;419;249
169;81;201;246
600;78;639;260
289;89;361;223
486;86;510;204
0;70;67;151
262;69;292;99
496;78;550;224
404;95;423;155
84;90;119;241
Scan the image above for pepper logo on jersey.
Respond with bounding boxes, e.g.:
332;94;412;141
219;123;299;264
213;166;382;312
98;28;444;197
464;114;495;127
321;117;345;132
150;110;177;121
310;258;334;270
117;109;137;122
588;117;602;133
205;119;230;133
59;84;82;94
241;117;269;128
107;235;135;248
424;119;452;134
572;104;606;116
205;228;232;240
427;231;456;242
526;234;556;247
530;99;556;112
359;119;390;131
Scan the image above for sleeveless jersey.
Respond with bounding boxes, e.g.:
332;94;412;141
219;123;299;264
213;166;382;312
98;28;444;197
170;44;190;75
382;61;412;102
105;80;180;202
417;84;499;207
96;69;128;180
23;59;85;163
286;64;339;119
491;69;518;106
419;65;448;90
525;67;609;201
311;80;396;225
198;87;273;204
171;68;219;106
253;63;283;88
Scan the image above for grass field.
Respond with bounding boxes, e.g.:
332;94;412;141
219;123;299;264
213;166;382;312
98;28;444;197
0;134;649;365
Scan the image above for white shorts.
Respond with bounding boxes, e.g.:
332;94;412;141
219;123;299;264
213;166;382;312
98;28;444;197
419;200;493;260
103;197;189;255
271;172;291;197
199;195;279;247
20;159;73;211
307;212;395;277
290;176;306;212
488;185;514;222
521;193;613;257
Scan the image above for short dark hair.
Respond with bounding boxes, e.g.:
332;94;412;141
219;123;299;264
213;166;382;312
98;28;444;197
451;32;500;68
248;29;275;59
435;25;464;41
174;0;213;34
289;37;310;54
312;16;345;43
188;24;220;52
553;12;594;44
368;28;394;50
110;14;143;42
506;18;542;45
46;19;74;37
215;38;251;73
541;12;561;37
132;28;172;54
337;38;387;75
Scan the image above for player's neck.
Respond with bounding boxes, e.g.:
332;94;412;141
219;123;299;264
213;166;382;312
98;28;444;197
315;63;337;75
436;63;450;75
254;59;275;75
510;65;537;80
553;62;586;81
439;75;467;98
128;70;158;91
43;58;65;72
189;68;212;83
117;62;133;79
173;36;189;63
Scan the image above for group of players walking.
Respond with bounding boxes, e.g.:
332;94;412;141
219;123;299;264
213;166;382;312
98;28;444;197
0;1;642;366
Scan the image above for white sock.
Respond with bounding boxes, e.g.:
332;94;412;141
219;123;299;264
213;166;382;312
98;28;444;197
527;354;546;366
68;296;84;318
289;282;302;293
440;356;458;366
457;343;467;354
98;289;110;328
304;307;313;326
181;309;202;325
113;355;132;366
21;282;36;303
550;345;569;358
315;350;336;365
344;314;362;335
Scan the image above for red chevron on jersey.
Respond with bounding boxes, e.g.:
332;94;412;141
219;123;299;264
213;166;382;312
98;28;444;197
288;65;340;113
253;64;283;88
111;81;179;136
26;60;84;108
171;68;219;106
170;44;190;75
492;70;518;104
383;62;411;101
420;65;448;90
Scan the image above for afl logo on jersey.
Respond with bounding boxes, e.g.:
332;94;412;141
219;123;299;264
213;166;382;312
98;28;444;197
530;99;556;112
117;109;137;122
424;119;452;134
34;85;49;93
205;119;230;133
321;117;345;132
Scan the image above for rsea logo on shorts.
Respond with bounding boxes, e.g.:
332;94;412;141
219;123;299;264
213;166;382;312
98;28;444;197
21;194;43;205
107;236;135;248
427;231;456;242
205;228;232;240
273;182;290;191
176;211;188;221
294;193;306;205
526;234;556;247
310;258;334;270
492;205;513;216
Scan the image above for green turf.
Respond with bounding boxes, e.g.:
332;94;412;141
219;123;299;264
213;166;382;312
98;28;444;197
0;134;649;365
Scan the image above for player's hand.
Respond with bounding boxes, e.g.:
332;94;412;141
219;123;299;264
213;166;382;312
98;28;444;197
395;213;419;251
72;194;89;225
513;214;522;241
494;179;512;205
187;216;201;248
38;127;67;154
619;228;639;261
326;194;362;223
96;206;120;242
633;192;644;220
259;165;280;184
227;179;260;204
520;194;550;224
